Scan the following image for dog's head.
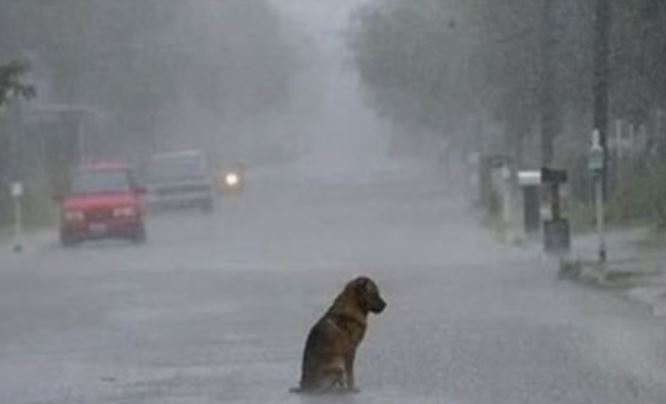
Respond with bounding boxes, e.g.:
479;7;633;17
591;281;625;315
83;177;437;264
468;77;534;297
350;276;386;314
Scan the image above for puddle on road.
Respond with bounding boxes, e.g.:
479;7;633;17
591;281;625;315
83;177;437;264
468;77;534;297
252;389;458;404
103;391;456;404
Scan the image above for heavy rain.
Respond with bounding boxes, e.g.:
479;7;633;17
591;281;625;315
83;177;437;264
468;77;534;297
2;1;666;403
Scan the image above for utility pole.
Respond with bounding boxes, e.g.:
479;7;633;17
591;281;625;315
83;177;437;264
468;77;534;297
589;129;606;266
8;93;24;252
540;0;556;167
593;0;611;197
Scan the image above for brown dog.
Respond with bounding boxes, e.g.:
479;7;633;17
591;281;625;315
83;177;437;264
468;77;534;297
291;276;386;394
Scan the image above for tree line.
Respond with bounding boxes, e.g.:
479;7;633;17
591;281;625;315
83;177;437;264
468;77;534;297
350;0;666;166
0;0;300;226
0;0;299;157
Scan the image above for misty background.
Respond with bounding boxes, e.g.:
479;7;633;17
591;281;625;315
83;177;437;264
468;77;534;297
0;0;404;188
3;0;666;228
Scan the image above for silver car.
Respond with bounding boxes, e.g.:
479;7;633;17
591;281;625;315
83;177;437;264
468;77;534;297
146;151;214;213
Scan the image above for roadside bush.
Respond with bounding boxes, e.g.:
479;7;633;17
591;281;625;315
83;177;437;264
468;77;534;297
566;162;666;232
601;163;666;231
0;184;56;235
567;200;596;232
646;164;666;230
23;188;57;229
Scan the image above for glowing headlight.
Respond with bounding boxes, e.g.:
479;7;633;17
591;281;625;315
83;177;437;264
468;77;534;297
113;206;136;218
64;211;84;222
225;172;240;187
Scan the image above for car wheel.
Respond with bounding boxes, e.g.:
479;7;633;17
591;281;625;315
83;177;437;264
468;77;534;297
131;226;147;244
60;233;78;248
201;200;214;214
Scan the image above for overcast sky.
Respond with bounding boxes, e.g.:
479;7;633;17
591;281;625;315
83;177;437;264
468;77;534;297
269;0;393;181
271;0;369;33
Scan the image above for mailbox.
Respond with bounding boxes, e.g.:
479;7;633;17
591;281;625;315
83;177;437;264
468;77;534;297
518;170;541;235
541;167;568;184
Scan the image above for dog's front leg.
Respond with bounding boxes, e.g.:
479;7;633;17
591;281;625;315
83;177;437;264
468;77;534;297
318;360;347;393
345;349;360;393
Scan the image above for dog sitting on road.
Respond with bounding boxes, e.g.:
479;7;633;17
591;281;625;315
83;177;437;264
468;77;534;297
291;276;386;394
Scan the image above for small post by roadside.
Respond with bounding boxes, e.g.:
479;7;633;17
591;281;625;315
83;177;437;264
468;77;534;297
500;163;513;242
7;90;25;253
10;181;24;253
589;129;606;268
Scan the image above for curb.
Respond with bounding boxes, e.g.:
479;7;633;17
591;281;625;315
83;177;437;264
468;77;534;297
559;258;666;317
0;230;54;257
626;286;666;317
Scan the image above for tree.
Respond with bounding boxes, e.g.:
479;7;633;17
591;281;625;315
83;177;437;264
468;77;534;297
0;61;35;105
0;0;300;157
611;0;666;122
349;0;595;165
0;61;35;224
350;1;477;136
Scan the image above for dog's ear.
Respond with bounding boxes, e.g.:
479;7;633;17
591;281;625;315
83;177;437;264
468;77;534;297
354;277;372;293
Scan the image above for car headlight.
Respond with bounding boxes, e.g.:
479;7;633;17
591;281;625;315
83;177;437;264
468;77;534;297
113;206;136;218
225;172;240;187
63;211;84;222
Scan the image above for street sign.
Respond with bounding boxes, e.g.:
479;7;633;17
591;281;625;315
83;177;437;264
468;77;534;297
10;182;23;198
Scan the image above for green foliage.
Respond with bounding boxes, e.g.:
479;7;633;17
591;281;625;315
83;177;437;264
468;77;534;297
570;163;666;232
646;165;666;229
0;61;35;105
606;175;654;226
0;185;56;233
350;0;666;167
349;0;595;150
350;0;480;134
567;200;597;233
0;0;298;150
612;0;666;122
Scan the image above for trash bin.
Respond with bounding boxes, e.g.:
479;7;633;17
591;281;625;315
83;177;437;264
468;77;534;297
541;167;570;255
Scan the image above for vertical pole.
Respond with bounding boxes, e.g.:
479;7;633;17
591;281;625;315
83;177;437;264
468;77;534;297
550;183;561;220
501;164;512;240
12;191;22;252
78;116;86;165
9;95;24;252
595;174;606;266
615;119;623;185
540;0;556;167
590;129;606;267
629;123;636;159
593;0;611;197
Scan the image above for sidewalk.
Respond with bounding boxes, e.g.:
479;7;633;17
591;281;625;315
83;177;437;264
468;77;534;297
567;227;666;317
0;229;54;264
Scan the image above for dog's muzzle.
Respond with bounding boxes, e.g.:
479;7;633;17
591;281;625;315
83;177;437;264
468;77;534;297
371;298;387;313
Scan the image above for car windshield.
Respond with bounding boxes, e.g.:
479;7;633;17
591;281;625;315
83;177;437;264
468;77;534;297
147;155;206;183
69;170;131;195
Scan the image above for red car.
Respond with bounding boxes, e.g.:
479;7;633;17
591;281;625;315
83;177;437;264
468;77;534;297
59;163;147;246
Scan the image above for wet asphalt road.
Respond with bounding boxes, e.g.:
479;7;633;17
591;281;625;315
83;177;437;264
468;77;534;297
1;176;666;404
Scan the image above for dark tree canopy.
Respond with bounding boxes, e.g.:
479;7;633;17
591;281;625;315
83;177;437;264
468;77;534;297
0;0;299;151
0;61;35;105
350;0;666;162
